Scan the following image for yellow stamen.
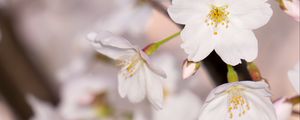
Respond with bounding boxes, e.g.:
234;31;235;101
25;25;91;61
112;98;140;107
205;5;230;35
118;54;142;79
226;86;250;119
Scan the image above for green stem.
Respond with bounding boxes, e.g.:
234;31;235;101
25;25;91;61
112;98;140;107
156;32;180;46
227;65;239;83
143;32;180;56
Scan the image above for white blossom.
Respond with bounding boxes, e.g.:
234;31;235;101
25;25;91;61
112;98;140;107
87;31;166;109
198;81;277;120
168;0;273;65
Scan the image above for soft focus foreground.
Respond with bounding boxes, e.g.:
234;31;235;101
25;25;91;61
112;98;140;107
0;0;299;120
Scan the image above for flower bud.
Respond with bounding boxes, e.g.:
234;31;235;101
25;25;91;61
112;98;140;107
247;62;263;81
182;59;201;79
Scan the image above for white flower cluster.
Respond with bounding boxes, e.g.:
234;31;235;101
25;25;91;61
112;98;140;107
25;0;300;120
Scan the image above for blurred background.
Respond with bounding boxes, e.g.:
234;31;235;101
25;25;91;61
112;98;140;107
0;0;299;120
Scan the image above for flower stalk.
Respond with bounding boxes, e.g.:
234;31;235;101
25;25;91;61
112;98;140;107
143;32;180;56
227;65;239;83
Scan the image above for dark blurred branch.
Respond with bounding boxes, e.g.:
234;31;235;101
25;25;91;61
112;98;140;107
0;9;59;119
147;0;252;86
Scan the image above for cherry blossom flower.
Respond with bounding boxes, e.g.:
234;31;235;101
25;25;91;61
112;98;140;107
168;0;273;65
198;81;277;120
87;31;166;109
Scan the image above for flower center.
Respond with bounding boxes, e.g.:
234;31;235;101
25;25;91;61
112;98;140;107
205;5;230;35
226;86;250;119
117;54;143;79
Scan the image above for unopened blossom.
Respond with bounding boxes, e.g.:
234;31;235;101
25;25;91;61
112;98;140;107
198;81;277;120
88;31;166;109
182;60;201;79
279;0;300;21
168;0;273;65
288;63;299;93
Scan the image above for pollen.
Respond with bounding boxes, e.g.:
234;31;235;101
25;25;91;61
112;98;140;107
117;54;142;79
226;86;250;119
205;5;230;35
214;31;218;35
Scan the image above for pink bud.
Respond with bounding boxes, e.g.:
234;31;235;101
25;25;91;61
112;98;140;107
182;59;201;80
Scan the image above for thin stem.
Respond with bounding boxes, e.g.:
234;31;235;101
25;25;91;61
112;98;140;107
156;31;180;45
143;32;180;55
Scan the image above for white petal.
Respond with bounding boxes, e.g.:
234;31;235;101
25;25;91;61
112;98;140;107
199;81;277;120
139;50;167;78
118;63;146;103
206;81;270;102
126;66;147;103
145;64;164;110
198;94;228;120
152;53;180;93
215;27;258;65
230;0;273;29
238;81;270;90
181;22;216;62
167;0;209;24
118;71;130;98
87;31;137;60
205;82;235;102
288;63;300;94
243;91;277;120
